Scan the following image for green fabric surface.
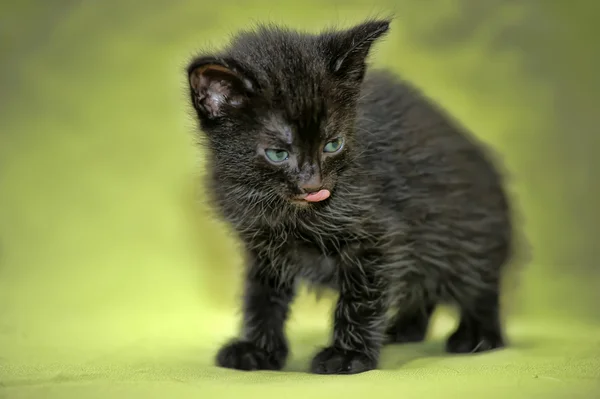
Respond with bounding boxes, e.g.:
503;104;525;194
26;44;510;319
1;316;600;398
1;1;599;398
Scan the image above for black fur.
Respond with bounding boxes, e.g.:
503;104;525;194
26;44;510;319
186;19;514;374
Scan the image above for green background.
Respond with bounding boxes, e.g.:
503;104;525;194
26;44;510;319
1;1;599;398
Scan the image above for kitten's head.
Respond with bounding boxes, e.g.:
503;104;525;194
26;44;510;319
187;20;389;207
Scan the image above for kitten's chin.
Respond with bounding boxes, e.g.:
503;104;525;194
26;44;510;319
290;199;313;208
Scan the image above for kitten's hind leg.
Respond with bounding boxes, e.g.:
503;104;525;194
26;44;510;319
385;301;436;344
446;288;505;354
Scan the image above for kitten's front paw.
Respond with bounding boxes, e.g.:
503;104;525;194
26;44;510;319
216;340;287;371
310;346;376;375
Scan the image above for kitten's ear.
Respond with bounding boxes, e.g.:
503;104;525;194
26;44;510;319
320;19;390;82
187;57;255;120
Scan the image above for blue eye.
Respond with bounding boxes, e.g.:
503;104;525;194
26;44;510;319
265;149;289;163
323;137;344;153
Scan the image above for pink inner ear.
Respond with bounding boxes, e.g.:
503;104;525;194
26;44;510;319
190;65;245;118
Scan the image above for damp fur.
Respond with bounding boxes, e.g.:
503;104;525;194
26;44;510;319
185;19;523;374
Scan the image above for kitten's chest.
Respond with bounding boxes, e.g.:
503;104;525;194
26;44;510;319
286;221;341;286
291;238;339;289
284;212;362;289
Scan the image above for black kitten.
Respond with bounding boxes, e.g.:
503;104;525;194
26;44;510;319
186;19;514;374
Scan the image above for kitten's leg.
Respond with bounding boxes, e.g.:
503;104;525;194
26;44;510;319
446;287;505;353
385;301;436;344
216;257;295;371
310;251;388;375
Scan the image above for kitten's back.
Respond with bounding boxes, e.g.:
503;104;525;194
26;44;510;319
355;70;512;263
357;70;508;203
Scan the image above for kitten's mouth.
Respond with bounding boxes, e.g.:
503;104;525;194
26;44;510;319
292;189;331;204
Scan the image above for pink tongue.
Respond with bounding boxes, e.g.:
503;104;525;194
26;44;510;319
304;189;331;202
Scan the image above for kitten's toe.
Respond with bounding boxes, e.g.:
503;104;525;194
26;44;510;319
310;347;376;375
445;327;505;354
216;340;287;371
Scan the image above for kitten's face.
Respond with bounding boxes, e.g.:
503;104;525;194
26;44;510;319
187;20;390;207
252;107;352;206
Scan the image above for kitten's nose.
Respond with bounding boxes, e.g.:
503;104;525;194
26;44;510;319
299;175;323;193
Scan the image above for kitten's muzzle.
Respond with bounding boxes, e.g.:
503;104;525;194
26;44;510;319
293;175;332;203
298;175;324;194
